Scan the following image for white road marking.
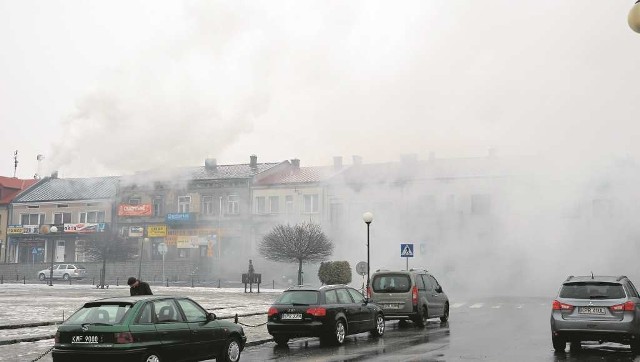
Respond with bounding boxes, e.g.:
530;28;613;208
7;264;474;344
491;304;501;309
451;303;466;308
469;303;484;309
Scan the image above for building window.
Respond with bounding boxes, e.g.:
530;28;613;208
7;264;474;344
255;196;266;214
330;203;344;224
153;197;163;217
178;196;191;213
269;196;279;214
80;211;105;223
54;212;72;224
20;213;45;225
201;196;213;215
228;195;239;214
285;195;294;214
303;194;319;213
128;198;141;205
471;194;491;215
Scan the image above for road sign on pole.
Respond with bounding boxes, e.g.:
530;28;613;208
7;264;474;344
401;243;414;270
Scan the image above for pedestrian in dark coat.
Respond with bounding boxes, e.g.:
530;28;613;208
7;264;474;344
128;277;153;296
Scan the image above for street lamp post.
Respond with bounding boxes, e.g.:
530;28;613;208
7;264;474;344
629;1;640;33
138;237;149;280
48;226;58;286
362;212;373;296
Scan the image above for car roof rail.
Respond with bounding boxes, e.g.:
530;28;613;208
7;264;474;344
409;268;428;272
375;269;389;272
565;275;574;281
617;275;628;281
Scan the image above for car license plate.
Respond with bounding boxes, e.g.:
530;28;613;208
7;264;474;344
71;335;100;344
579;307;606;315
281;313;302;320
383;303;400;309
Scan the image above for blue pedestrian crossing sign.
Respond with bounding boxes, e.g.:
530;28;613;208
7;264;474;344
400;243;414;258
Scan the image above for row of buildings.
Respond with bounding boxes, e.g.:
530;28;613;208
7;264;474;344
1;151;624;283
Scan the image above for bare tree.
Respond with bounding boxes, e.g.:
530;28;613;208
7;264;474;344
259;222;333;285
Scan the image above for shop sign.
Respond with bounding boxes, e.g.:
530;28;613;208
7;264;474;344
166;213;191;222
7;225;24;234
176;236;200;249
118;204;152;216
64;223;106;233
22;225;39;234
147;225;167;237
129;226;144;237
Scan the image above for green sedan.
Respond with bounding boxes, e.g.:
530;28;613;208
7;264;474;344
52;295;246;362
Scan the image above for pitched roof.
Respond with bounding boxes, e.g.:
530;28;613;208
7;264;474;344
0;177;39;204
12;176;120;203
121;162;284;186
256;166;346;185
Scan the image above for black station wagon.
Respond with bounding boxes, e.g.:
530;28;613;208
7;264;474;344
267;285;385;346
52;295;246;362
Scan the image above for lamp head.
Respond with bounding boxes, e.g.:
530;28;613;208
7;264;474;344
362;212;373;224
629;1;640;33
49;226;58;233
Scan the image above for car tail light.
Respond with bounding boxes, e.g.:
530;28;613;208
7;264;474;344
114;332;133;344
412;286;418;306
55;331;60;343
610;301;635;312
268;307;278;317
306;307;326;317
552;300;574;311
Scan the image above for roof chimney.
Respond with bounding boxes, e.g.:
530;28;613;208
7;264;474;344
333;156;343;170
291;159;300;171
352;155;362;166
205;158;217;171
250;154;258;169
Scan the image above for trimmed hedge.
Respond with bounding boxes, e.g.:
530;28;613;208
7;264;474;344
318;261;352;285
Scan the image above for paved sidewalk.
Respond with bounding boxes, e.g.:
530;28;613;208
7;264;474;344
0;283;280;361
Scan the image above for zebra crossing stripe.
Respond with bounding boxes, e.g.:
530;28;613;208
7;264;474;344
469;303;483;309
451;303;466;308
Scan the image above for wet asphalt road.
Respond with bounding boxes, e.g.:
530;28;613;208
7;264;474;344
241;296;640;362
7;296;640;361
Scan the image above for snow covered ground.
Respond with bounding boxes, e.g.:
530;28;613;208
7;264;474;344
0;282;282;362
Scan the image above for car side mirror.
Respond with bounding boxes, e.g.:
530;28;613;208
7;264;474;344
207;312;217;321
363;297;369;305
435;286;443;293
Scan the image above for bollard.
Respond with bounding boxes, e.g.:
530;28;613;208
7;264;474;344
16;274;19;281
218;279;221;288
273;280;275;289
62;311;64;321
69;278;72;285
166;278;169;287
116;277;119;286
234;314;238;324
23;276;26;284
1;275;3;284
191;277;194;288
92;277;95;285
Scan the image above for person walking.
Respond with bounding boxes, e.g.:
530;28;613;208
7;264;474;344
128;276;153;296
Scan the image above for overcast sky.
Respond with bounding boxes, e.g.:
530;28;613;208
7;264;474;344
1;1;639;178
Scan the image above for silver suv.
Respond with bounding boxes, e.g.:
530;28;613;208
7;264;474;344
369;269;449;327
551;275;640;352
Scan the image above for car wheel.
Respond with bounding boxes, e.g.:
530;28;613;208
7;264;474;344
141;352;162;362
62;274;70;281
38;273;46;281
274;335;290;346
440;303;449;323
552;336;565;352
327;319;346;345
414;306;428;327
370;314;385;337
219;336;241;362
